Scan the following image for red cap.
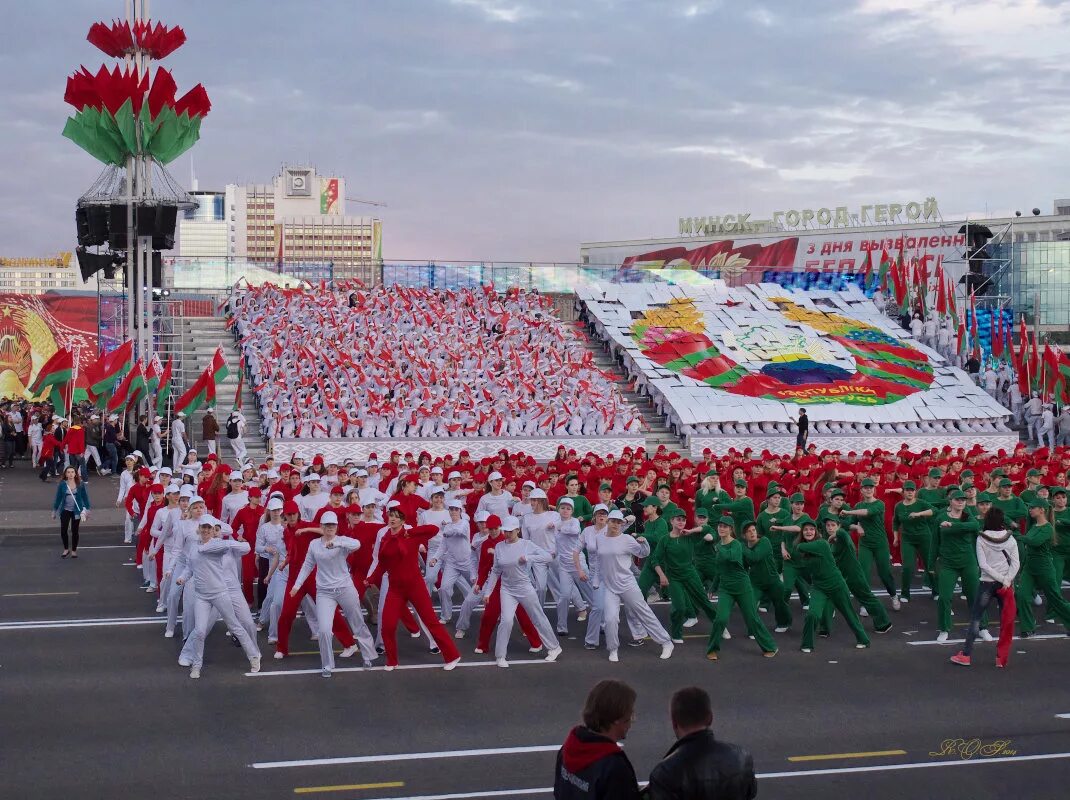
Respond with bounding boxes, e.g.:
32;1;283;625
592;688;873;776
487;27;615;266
485;514;502;529
149;483;164;493
280;464;292;474
248;487;262;499
282;500;300;516
313;455;325;466
206;453;218;462
346;503;362;515
329;485;344;496
220;464;233;475
138;467;152;479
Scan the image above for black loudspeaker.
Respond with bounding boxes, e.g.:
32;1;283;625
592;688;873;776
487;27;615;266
121;251;163;288
136;205;156;237
152;205;177;251
76;207;91;245
76;206;110;247
108;203;128;250
77;247;121;283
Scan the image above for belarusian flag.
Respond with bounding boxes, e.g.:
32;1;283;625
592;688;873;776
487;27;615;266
935;266;947;317
124;361;147;412
28;346;74;397
877;249;891;292
968;293;980;358
233;354;245;411
174;367;211;416
861;249;874;292
87;339;133;397
206;345;229;403
156;356;173;415
145;354;163;395
106;359;141;413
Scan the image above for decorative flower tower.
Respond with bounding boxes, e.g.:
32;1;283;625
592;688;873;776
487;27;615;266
62;4;211;367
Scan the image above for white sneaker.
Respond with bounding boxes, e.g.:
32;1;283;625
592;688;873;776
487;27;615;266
189;667;200;679
384;665;396;672
528;645;543;654
801;647;812;653
774;626;789;633
340;645;359;658
722;630;732;640
1034;593;1044;607
164;629;175;638
473;647;484;654
255;623;265;632
859;606;869;617
545;647;562;662
155;603;164;614
936;631;949;643
855;643;869;649
273;651;284;660
444;657;461;671
267;637;277;644
683;617;698;628
900;596;910;604
249;656;261;673
178;657;191;667
321;669;331;678
455;629;466;639
410;631;422;638
496;658;509;668
979;629;995;642
608;650;619;662
892;596;902;611
660;643;674;660
576;610;588;622
672;638;684;644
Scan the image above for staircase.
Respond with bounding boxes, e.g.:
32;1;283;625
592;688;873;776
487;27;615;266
176;316;269;464
579;329;691;460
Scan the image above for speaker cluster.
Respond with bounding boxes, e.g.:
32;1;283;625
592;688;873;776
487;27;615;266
75;202;177;284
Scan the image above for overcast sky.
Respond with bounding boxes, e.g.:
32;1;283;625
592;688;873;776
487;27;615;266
3;0;1069;262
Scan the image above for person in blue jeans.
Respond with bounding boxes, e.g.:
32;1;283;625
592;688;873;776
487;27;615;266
52;466;91;558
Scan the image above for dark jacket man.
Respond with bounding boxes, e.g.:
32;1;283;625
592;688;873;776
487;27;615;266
646;729;756;800
554;726;641;800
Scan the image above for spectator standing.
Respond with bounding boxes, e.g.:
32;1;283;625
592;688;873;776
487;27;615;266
795;408;808;451
65;416;87;481
52;465;90;558
85;414;104;475
202;408;219;457
28;413;43;469
101;414;119;475
553;679;641;800
646;686;757;800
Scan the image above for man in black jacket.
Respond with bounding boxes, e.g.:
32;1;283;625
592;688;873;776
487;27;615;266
646;687;757;800
554;680;642;800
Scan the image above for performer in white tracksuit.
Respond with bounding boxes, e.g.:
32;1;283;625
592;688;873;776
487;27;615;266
116;455;138;543
290;511;379;677
419;490;452;596
150;416;163;469
482;516;563;668
170;413;188;470
163;489;199;637
579;504;649;650
434;501;474;622
226;411;248;466
255;499;287;642
519;490;563;602
176;521;261;678
147;484;185;613
592;509;673;663
553;499;596;636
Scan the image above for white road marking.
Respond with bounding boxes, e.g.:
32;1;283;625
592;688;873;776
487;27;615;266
1056;713;1070;719
246;658;555;679
3;592;80;598
907;634;1067;647
75;545;134;549
0;615;165;631
344;751;1070;800
251;743;561;769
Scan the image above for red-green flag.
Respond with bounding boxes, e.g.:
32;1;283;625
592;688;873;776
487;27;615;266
233;354;244;411
87;339;133;397
206;345;229;403
861;249;874;292
145;354;163;395
991;314;1002;360
106;358;141;413
28;347;74;397
174;367;211;417
155;356;173;416
968;293;980;358
124;361;147;412
935;265;947;317
877;248;892;292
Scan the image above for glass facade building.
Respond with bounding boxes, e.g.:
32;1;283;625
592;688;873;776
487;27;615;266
992;241;1070;332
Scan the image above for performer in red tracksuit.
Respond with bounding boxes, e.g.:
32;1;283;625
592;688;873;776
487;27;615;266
366;508;461;670
273;501;357;659
135;484;166;589
231;488;266;606
126;469;152;567
472;522;543;654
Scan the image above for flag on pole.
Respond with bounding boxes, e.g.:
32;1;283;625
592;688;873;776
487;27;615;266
205;345;230;403
86;340;133;398
233;354;244;411
968;293;979;358
174;368;211;417
935;266;947;317
877;249;892;292
106;358;141;413
145;354;163;395
861;248;874;292
27;346;74;398
156;356;173;416
991;313;1003;360
124;361;147;413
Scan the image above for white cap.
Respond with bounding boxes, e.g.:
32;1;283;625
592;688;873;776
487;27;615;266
430;487;445;495
205;407;214;413
355;469;368;477
303;474;320;483
265;469;279;479
447;500;465;510
131;450;144;459
366;460;379;468
523;480;536;489
165;483;181;494
179;486;196;499
90;414;99;420
386;500;402;510
177;411;185;418
501;516;521;532
557;497;575;507
474;509;490;523
488;471;503;482
529;488;548;500
593;503;610;514
320;511;338;525
159;467;173;475
54;416;65;423
447;471;461;480
267;498;284;511
154;415;162;422
188;495;206;506
431;466;443;474
362;495;380;506
607;509;625;521
108;414;118;421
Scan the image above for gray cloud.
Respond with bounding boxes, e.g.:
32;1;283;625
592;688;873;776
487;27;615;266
2;0;1068;263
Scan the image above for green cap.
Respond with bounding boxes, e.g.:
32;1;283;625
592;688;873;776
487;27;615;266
599;482;613;491
961;469;974;477
991;468;1005;478
928;468;942;478
766;486;783;499
829;488;845;499
1051;486;1067;497
799;516;817;530
656;483;671;493
823;516;839;527
626;475;639;484
668;507;687;520
903;480;917;491
977;491;994;504
1027;469;1041;477
734;479;748;488
789;492;805;504
1029;499;1049;510
695;508;709;518
949;490;967;501
824;482;838;491
860;477;876;487
716;514;735;529
998;478;1012;488
705;470;719;478
642;496;662;508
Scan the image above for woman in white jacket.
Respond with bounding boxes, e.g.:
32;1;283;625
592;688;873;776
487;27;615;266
951;507;1020;669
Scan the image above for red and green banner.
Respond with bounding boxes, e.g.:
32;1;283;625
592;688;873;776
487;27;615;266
205;345;229;403
145;354;163;395
174;367;210;416
233;354;245;411
155;356;173;415
631;298;934;406
107;357;142;413
27;346;74;398
86;339;133;399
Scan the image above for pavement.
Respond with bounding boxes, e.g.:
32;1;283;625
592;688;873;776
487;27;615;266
2;466;1070;799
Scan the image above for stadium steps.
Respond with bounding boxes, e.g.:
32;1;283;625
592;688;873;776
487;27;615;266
581;337;691;460
176;317;269;464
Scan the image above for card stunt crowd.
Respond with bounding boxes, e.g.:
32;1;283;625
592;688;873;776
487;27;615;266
109;439;1070;678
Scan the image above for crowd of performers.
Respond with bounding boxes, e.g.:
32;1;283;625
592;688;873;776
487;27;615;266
118;441;1070;678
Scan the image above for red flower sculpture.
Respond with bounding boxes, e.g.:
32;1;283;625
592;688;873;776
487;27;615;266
86;19;187;60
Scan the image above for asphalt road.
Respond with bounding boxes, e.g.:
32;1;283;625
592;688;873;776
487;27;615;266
2;468;1070;800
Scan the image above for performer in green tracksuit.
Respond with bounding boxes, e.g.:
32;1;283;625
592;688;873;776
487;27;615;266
838;478;900;610
741;522;791;631
789;519;871;653
637;497;670;599
561;475;593;524
769;493;812;608
689;508;720;592
1018;469;1044;508
1051;487;1070;588
892;480;936;602
705;515;778;660
694;471;730;517
931;490;984;641
992;479;1028;528
711;480;756;532
1016;500;1070;635
823;517;892;633
650;509;719;642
